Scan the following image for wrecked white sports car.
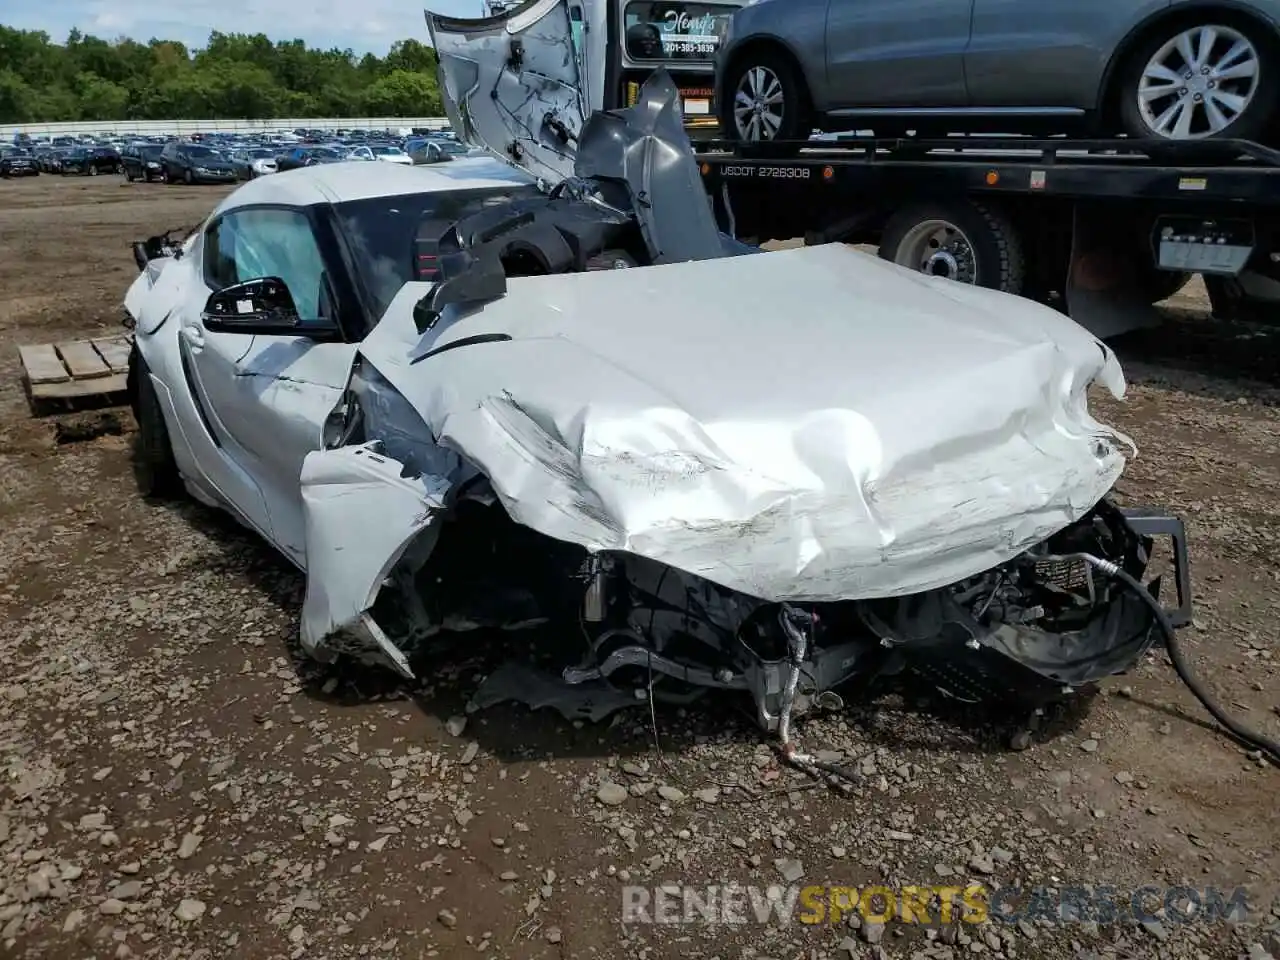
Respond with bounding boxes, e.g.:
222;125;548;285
123;6;1192;739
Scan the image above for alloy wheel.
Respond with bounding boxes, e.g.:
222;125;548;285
733;66;785;141
1138;25;1260;138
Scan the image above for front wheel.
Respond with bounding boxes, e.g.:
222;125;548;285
879;200;1026;295
127;347;182;499
183;168;194;185
1116;19;1278;141
718;50;809;143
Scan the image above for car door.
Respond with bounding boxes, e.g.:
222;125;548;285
824;0;974;109
181;205;358;563
427;0;585;183
965;0;1171;108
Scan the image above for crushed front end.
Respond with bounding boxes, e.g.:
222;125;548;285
556;499;1191;728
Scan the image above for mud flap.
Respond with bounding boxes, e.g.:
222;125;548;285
1065;205;1163;340
299;443;451;677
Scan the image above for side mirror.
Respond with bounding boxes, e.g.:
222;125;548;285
203;277;307;335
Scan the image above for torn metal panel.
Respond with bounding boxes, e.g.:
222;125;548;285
299;442;451;676
361;242;1133;603
572;68;725;263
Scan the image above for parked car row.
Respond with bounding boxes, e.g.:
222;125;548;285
5;127;471;187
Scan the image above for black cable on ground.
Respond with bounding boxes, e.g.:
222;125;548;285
1055;554;1280;766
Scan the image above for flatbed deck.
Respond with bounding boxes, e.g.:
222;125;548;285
697;136;1280;204
695;135;1280;337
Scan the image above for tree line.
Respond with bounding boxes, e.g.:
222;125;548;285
0;26;445;123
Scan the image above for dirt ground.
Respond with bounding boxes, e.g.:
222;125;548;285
0;172;1277;960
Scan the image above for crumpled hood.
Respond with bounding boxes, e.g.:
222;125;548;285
359;243;1132;601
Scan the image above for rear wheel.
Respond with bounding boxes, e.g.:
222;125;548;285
719;48;810;143
1116;17;1278;141
88;165;99;176
127;347;182;499
879;200;1026;294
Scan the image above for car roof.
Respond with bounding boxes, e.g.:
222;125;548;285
212;157;535;215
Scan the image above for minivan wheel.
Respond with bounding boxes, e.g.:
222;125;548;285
879;200;1026;295
1117;18;1278;141
183;168;194;185
720;49;809;143
89;165;99;176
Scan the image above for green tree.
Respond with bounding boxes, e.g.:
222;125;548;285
74;72;129;119
0;24;445;124
360;69;443;116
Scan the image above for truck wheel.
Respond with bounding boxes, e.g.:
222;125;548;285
719;48;809;143
127;347;182;499
1115;16;1278;142
879;200;1026;294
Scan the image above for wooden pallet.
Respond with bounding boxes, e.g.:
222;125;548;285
19;335;133;404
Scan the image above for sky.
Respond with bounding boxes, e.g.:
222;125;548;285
0;0;486;54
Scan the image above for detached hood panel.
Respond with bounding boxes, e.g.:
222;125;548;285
427;0;585;184
360;244;1132;602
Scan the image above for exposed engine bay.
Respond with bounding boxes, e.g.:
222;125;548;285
360;481;1191;730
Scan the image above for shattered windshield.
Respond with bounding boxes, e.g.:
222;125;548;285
334;185;542;320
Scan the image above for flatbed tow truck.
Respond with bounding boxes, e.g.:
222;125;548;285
695;135;1280;338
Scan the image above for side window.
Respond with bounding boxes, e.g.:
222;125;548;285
203;208;331;324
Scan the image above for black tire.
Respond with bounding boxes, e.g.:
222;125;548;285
125;168;136;182
718;47;810;144
1115;15;1279;143
127;347;182;499
879;200;1026;295
183;167;194;185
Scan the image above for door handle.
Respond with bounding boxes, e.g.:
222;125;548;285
181;324;205;351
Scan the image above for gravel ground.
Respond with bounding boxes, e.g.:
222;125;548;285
0;173;1278;960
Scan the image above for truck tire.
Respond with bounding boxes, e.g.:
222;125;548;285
127;346;182;499
879;200;1026;295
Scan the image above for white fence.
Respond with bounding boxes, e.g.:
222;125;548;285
2;117;451;138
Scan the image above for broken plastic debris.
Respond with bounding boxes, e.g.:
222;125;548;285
468;662;638;722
